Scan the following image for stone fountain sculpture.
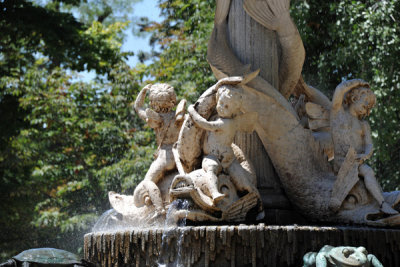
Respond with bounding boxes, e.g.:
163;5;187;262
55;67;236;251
85;0;400;266
110;74;264;224
107;0;400;228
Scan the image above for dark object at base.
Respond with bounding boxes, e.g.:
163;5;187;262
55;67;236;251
84;224;400;267
0;248;93;267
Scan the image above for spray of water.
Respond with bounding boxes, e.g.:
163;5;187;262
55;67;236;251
158;199;190;267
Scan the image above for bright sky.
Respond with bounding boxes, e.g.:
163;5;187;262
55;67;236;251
122;0;162;67
79;0;161;81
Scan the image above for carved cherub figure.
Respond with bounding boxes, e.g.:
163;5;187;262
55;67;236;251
133;83;186;214
330;79;397;214
188;81;259;205
303;245;383;267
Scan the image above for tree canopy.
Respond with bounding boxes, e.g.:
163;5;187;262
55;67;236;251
1;0;399;261
0;0;148;258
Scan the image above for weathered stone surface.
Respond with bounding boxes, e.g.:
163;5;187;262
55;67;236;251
84;225;400;267
104;0;400;229
223;0;288;209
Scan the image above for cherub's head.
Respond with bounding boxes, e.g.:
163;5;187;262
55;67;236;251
216;85;242;118
344;87;376;118
148;83;177;113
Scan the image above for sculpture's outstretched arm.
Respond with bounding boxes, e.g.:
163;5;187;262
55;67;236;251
134;84;151;121
295;76;332;111
332;79;369;112
175;99;187;123
188;105;224;132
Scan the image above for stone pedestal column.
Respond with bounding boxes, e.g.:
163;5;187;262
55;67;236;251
227;0;289;209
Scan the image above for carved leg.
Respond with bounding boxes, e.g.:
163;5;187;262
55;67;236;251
134;148;176;214
227;159;263;213
367;254;384;267
227;159;260;197
302;252;317;267
144;147;176;184
359;164;398;215
202;155;225;204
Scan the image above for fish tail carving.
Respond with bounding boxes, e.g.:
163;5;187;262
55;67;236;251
244;0;304;98
243;0;290;31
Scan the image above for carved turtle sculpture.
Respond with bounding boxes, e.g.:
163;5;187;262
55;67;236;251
303;245;383;267
0;248;93;267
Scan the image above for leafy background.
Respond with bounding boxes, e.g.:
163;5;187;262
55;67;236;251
1;0;399;260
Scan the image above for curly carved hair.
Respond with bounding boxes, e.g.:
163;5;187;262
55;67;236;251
344;87;376;113
148;83;176;112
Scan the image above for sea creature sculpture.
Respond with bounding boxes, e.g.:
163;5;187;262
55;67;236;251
102;0;400;227
225;71;400;226
303;245;383;267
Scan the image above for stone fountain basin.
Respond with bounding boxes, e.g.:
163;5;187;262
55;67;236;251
84;224;400;267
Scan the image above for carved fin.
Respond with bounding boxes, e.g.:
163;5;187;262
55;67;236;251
207;24;253;80
172;143;186;175
215;0;231;25
329;147;359;212
243;0;290;30
240;69;260;85
222;192;258;221
215;76;243;89
208;7;299;118
306;102;329;120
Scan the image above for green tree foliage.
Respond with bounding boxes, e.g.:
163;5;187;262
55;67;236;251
1;61;153;257
62;0;140;25
0;63;155;258
142;0;217;102
0;0;150;259
0;0;129;76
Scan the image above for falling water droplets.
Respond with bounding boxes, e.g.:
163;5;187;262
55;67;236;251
158;199;190;267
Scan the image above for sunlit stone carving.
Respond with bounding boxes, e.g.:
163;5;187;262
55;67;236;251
86;0;400;265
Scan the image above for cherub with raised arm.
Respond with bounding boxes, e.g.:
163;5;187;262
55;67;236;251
330;79;397;215
187;77;259;206
133;83;186;215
